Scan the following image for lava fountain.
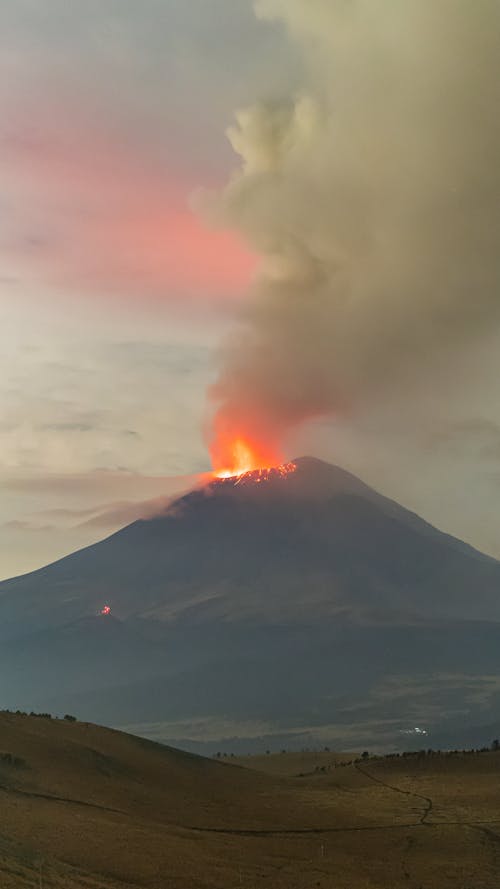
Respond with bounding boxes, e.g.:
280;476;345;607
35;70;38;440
210;431;295;483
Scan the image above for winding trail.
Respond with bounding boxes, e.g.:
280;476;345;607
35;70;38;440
0;782;124;816
1;773;499;845
181;819;500;838
353;762;433;824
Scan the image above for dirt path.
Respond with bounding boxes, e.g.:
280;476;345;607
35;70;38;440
1;773;499;846
0;782;124;816
353;762;433;824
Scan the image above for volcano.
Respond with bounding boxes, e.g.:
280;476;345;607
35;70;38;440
1;456;500;752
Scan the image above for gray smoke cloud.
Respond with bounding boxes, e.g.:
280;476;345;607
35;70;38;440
203;0;500;462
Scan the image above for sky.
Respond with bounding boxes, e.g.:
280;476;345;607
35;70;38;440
1;0;500;578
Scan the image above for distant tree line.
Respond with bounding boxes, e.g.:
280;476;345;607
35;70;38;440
213;742;500;763
309;744;500;774
0;709;77;722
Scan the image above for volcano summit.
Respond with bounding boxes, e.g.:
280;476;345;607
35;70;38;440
1;457;500;752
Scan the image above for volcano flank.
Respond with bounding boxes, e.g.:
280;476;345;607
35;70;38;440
1;457;500;752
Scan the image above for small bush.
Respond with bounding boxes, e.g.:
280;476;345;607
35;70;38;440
0;752;25;768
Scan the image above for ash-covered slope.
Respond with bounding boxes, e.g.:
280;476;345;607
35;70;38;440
0;456;498;635
1;456;499;749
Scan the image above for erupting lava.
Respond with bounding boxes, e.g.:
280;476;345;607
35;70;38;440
211;435;295;483
214;460;297;486
212;436;281;479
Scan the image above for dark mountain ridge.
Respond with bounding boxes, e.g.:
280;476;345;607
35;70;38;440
1;457;498;634
1;456;499;751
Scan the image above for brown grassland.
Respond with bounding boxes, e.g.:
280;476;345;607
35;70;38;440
0;712;498;888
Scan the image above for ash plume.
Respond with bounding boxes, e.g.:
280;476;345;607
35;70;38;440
203;0;500;461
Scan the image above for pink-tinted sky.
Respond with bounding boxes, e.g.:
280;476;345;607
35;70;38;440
0;0;297;576
2;100;257;301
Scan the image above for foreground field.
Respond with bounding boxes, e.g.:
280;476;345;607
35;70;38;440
0;713;498;888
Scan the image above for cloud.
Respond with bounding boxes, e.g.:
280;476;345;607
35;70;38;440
201;0;500;462
75;493;190;529
0;469;201;499
422;418;500;459
0;468;210;580
5;495;180;532
0;338;213;477
1;114;255;302
0;0;298;305
2;519;53;532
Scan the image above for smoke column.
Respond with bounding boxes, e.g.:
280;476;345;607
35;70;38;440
204;0;500;473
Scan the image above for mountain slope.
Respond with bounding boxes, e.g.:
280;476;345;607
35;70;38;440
0;457;498;635
1;457;499;750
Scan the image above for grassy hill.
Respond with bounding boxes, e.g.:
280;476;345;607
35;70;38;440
0;713;499;888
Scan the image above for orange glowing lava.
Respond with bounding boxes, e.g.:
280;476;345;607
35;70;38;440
212;437;282;479
211;435;296;484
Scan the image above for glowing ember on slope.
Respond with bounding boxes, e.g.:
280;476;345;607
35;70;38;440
230;463;297;485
